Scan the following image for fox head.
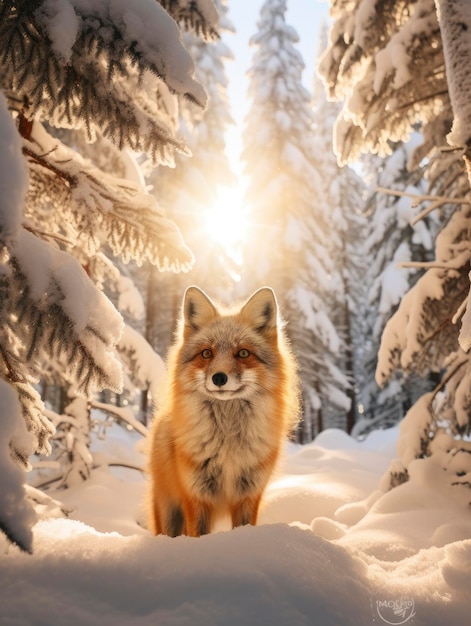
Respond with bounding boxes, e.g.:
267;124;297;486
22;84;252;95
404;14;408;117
176;286;281;401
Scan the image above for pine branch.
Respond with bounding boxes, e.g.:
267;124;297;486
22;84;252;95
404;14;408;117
22;146;75;186
23;126;194;272
431;356;467;404
415;277;469;373
159;0;220;40
399;249;471;271
107;461;144;473
22;223;74;248
376;185;470;227
14;383;54;460
5;244;123;398
90;400;148;437
0;344;22;384
0;0;205;164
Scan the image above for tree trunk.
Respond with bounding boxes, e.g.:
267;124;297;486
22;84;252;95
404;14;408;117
435;0;471;167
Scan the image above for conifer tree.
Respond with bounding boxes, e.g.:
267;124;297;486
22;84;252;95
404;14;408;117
354;138;438;437
242;0;350;441
319;0;471;497
0;0;218;552
310;26;366;433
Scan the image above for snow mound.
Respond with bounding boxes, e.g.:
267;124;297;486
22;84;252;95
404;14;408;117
1;425;470;625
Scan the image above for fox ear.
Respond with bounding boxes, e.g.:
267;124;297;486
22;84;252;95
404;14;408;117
240;287;278;334
182;286;218;333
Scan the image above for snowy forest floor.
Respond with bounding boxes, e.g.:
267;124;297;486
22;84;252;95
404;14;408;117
1;422;471;626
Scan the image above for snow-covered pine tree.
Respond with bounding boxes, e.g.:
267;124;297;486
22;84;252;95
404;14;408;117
146;0;236;361
319;0;471;498
0;0;218;552
354;137;438;438
310;24;367;434
242;0;350;441
319;0;446;165
36;144;165;418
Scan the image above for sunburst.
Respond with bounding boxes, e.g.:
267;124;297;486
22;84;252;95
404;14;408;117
204;185;249;259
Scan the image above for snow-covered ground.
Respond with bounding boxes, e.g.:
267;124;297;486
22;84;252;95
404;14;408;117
1;423;470;625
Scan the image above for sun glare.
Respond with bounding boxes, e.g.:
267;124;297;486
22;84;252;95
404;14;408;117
204;185;249;257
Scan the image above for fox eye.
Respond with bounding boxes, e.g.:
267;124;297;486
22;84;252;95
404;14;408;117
201;349;213;359
237;349;250;358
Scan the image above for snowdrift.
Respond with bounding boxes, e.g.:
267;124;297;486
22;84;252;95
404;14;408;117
1;426;470;625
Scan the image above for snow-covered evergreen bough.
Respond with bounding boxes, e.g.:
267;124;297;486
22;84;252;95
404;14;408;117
320;0;471;503
0;0;220;552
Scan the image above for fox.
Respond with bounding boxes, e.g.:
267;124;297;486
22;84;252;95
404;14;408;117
147;285;300;538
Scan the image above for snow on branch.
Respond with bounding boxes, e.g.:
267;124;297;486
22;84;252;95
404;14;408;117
159;0;220;40
374;184;471;358
0;380;37;554
376;267;469;384
23;122;194;272
0;0;216;552
9;383;54;467
90;400;148;438
0;92;26;247
9;229;124;396
318;0;447;164
0;0;208;165
117;324;166;399
376;185;471;225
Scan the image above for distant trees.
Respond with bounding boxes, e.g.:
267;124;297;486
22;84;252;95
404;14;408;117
242;0;322;291
320;0;471;497
355;137;438;437
243;1;362;440
0;0;219;552
309;28;366;434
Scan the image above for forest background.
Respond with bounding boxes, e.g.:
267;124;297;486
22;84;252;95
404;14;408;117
1;0;471;555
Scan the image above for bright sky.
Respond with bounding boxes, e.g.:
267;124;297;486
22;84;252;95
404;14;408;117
224;1;330;123
205;1;330;257
220;1;329;172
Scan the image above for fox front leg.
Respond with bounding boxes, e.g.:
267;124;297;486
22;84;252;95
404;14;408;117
149;497;185;537
230;495;262;529
183;499;214;537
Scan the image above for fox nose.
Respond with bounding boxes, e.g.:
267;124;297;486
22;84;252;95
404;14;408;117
212;372;228;387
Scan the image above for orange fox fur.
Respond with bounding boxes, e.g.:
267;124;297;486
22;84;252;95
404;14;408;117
147;286;300;537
